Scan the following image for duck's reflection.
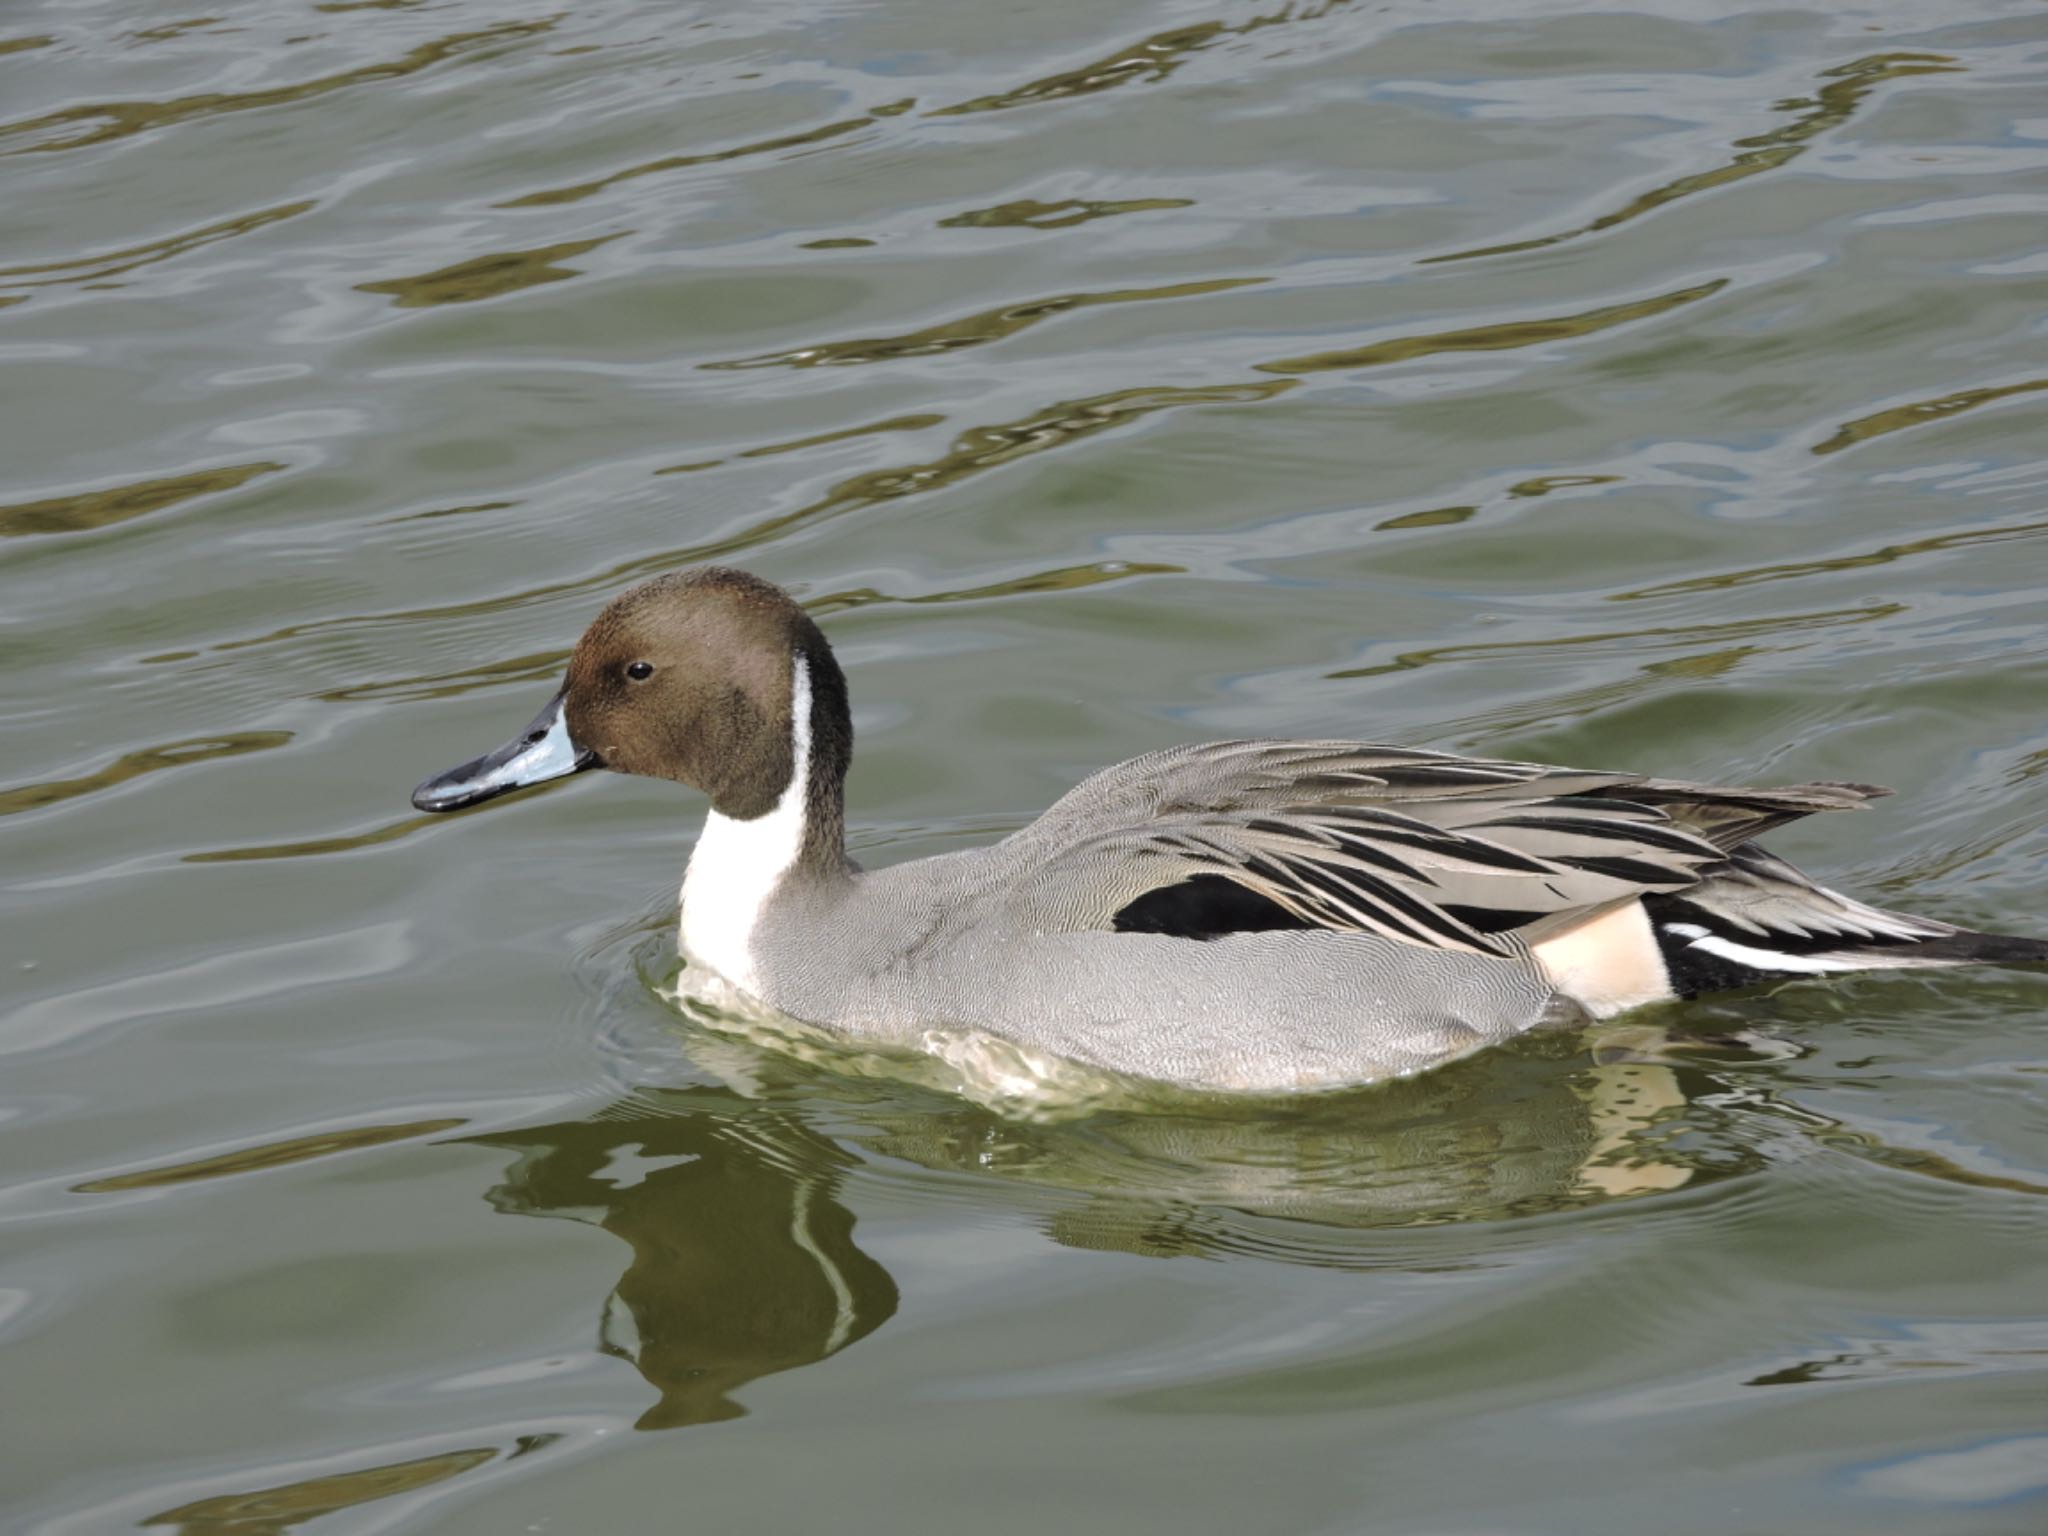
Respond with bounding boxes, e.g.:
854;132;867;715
464;1089;896;1431
464;1006;1780;1432
851;1041;1736;1262
665;1014;1772;1261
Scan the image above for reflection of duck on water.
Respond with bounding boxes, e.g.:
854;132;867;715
463;1089;896;1431
460;916;1781;1434
670;1015;1771;1263
887;1054;1732;1261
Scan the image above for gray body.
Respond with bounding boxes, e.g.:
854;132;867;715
746;839;1563;1091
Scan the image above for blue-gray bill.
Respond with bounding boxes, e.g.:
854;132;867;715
411;690;597;812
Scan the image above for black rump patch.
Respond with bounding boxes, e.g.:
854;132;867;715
1112;874;1316;941
1642;893;1792;996
1645;891;2048;998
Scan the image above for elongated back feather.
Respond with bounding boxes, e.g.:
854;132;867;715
1009;741;1892;954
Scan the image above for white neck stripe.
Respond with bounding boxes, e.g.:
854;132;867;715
678;654;811;996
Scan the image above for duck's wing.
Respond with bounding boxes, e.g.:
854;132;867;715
1010;740;1886;956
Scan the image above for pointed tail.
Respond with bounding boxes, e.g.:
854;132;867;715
1643;845;2048;997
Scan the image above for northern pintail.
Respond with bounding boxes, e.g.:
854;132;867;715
413;567;2046;1091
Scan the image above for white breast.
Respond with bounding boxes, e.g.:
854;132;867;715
679;655;811;996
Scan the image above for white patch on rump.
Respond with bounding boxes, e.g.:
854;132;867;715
1531;899;1674;1018
679;654;811;996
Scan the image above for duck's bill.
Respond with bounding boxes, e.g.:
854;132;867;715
412;690;598;812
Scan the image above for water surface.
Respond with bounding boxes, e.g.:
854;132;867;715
4;1;2048;1531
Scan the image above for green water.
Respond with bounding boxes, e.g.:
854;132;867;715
5;0;2048;1530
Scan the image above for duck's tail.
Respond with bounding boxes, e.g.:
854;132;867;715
1641;844;2048;997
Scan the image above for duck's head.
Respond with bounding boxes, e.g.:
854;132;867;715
411;567;849;818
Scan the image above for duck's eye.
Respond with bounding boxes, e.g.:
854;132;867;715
625;661;655;682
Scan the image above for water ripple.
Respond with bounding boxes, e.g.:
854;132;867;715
71;1116;467;1194
0;460;286;539
499;105;906;210
938;196;1195;231
704;276;1264;371
0;14;560;155
1258;277;1729;376
0;731;293;818
1423;52;1965;266
1328;602;1903;681
930;0;1353;117
1611;513;2048;601
0;199;315;297
1813;376;2048;456
183;379;1288;664
355;234;623;308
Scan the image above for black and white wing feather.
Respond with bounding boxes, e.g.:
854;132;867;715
1010;741;1885;955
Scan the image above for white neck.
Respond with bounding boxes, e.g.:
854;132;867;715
679;654;812;997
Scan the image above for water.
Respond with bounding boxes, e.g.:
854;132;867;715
4;0;2047;1529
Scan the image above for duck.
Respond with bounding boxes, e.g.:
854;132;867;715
412;566;2047;1092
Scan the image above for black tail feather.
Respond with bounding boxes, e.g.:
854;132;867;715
1897;928;2048;966
1644;884;2048;1000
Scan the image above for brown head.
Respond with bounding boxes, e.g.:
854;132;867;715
411;569;851;847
